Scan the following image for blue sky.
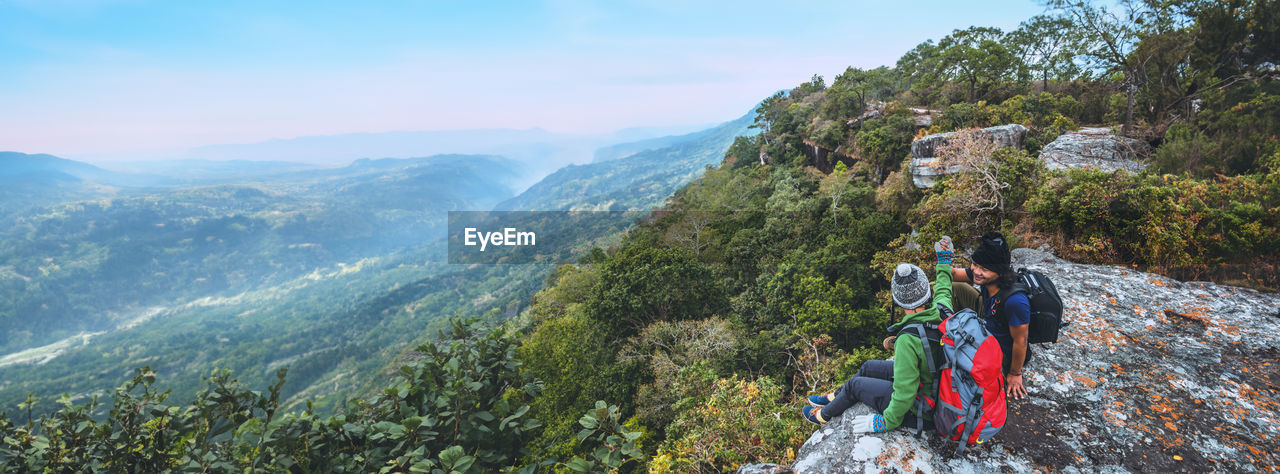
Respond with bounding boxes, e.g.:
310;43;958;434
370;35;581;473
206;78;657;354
0;0;1047;159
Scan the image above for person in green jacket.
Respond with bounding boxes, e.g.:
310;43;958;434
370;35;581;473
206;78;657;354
803;236;956;433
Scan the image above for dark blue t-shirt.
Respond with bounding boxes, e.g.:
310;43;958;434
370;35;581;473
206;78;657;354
982;291;1029;353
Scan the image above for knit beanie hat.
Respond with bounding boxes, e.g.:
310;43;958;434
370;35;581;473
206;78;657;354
971;231;1012;275
891;263;931;309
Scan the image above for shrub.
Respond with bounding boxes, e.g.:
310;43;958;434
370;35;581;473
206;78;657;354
1;318;544;473
654;376;807;473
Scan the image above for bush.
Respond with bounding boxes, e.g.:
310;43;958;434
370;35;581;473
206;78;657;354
1154;81;1280;177
1;318;544;473
587;246;728;337
1027;169;1280;274
653;376;807;473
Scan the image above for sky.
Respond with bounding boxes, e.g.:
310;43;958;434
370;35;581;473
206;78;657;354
0;0;1048;161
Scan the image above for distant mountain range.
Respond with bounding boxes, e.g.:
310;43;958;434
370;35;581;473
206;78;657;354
179;124;714;166
498;110;756;211
62;124;713;190
0;111;755;416
591;117;752;163
0;152;119;182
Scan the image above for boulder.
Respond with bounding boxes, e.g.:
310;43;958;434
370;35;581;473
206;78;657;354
910;124;1028;188
741;248;1280;472
1039;127;1150;173
847;102;940;129
908;107;938;128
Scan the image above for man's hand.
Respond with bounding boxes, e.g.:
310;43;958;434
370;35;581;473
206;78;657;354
882;335;897;351
1007;374;1027;400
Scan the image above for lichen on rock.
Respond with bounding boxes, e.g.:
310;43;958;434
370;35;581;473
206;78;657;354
1038;127;1151;173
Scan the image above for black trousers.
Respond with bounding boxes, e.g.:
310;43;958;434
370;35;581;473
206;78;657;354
820;359;918;427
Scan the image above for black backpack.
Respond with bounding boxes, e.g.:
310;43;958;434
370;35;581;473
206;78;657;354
996;269;1066;343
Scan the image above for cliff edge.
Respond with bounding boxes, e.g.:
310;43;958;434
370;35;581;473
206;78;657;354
743;248;1280;473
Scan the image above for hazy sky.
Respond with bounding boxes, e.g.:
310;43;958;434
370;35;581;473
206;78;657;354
0;0;1046;159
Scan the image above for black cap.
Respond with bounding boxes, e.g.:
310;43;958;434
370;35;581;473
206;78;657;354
971;232;1011;275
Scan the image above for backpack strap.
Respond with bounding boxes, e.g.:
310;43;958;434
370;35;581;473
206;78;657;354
909;324;939;376
937;302;954;322
905;323;941;437
954;387;985;456
990;284;1029;328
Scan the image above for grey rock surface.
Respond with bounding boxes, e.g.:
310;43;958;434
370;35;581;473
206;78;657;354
735;462;795;474
846;102;939;129
910;124;1028;188
1039;128;1151;173
744;249;1280;472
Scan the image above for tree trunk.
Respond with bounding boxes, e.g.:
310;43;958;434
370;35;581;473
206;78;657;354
1124;75;1136;136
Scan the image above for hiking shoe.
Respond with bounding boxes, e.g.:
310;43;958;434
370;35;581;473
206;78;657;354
807;394;831;407
802;406;828;425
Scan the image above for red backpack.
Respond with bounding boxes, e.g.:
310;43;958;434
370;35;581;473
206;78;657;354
902;307;1006;455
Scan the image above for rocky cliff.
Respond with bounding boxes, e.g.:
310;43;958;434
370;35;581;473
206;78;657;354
909;124;1028;188
742;248;1280;473
1040;127;1151;173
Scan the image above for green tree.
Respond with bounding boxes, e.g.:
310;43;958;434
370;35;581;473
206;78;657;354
898;39;944;104
854;108;917;182
1008;15;1087;91
1047;0;1170;134
1;318;545;473
587;246;728;337
936;26;1027;101
1184;0;1280;82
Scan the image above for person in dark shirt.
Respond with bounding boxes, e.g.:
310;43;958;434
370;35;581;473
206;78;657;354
949;232;1031;399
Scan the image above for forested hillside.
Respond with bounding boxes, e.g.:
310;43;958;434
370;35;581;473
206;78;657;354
0;155;520;354
495;111;755;211
0;108;757;464
3;0;1278;471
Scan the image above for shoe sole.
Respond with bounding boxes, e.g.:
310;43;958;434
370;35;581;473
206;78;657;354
802;407;827;425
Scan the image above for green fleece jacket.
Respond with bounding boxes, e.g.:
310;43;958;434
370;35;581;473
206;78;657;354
881;263;955;430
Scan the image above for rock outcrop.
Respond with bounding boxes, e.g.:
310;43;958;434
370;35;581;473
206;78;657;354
1039;127;1151;173
741;248;1280;473
847;102;939;129
910;124;1028;188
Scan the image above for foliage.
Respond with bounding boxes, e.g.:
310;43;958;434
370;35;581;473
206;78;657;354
11;4;1280;473
1154;80;1280;176
619;318;741;430
919;130;1045;234
1027;168;1280;280
935;26;1028;102
854;106;918;181
1046;0;1155;133
1007;15;1087;91
933;92;1082;152
559;401;646;473
1;319;546;472
587;246;729;337
653;375;807;473
518;271;638;462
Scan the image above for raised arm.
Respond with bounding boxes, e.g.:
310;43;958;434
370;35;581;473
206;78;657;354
933;236;955;311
